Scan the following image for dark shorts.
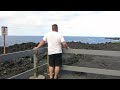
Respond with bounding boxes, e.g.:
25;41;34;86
49;53;62;67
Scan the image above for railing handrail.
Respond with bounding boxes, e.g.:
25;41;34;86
63;49;120;57
0;47;47;62
1;48;120;62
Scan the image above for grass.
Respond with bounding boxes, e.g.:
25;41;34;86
112;42;120;44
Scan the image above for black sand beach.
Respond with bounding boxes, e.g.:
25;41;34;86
1;42;120;79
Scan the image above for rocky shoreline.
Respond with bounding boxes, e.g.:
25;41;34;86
1;41;120;79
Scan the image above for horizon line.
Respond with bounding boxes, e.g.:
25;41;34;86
1;35;120;38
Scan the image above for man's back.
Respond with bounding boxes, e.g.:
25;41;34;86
33;24;69;79
43;31;65;55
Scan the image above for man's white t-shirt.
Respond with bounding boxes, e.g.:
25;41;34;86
43;31;65;55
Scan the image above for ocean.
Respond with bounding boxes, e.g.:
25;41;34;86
0;36;120;47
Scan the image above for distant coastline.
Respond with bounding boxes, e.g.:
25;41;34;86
1;36;120;47
105;37;120;40
1;41;120;54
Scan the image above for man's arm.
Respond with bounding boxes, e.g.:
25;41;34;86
61;35;69;49
33;40;46;50
33;33;47;50
62;41;69;49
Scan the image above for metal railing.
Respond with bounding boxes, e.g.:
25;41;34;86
0;47;120;79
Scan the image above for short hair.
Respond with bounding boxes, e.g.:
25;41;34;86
52;24;58;28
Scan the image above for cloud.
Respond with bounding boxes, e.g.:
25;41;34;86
0;11;16;19
0;11;120;37
59;11;120;37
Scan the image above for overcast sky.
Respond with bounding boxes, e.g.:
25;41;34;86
0;11;120;37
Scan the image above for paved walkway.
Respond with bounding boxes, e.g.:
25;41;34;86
42;70;120;79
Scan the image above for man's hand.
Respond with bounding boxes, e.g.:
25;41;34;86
33;39;46;50
33;47;39;50
62;41;69;49
67;47;70;49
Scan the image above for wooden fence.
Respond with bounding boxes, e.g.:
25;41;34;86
1;47;120;79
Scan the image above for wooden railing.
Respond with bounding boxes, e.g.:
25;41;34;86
1;47;120;79
0;47;48;79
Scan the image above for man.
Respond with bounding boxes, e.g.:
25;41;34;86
33;24;69;79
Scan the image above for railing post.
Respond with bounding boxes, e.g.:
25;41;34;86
33;50;38;78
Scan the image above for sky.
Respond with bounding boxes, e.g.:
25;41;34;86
0;11;120;37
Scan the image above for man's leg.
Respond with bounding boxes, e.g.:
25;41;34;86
48;54;55;79
54;66;60;79
54;53;62;79
49;66;54;79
